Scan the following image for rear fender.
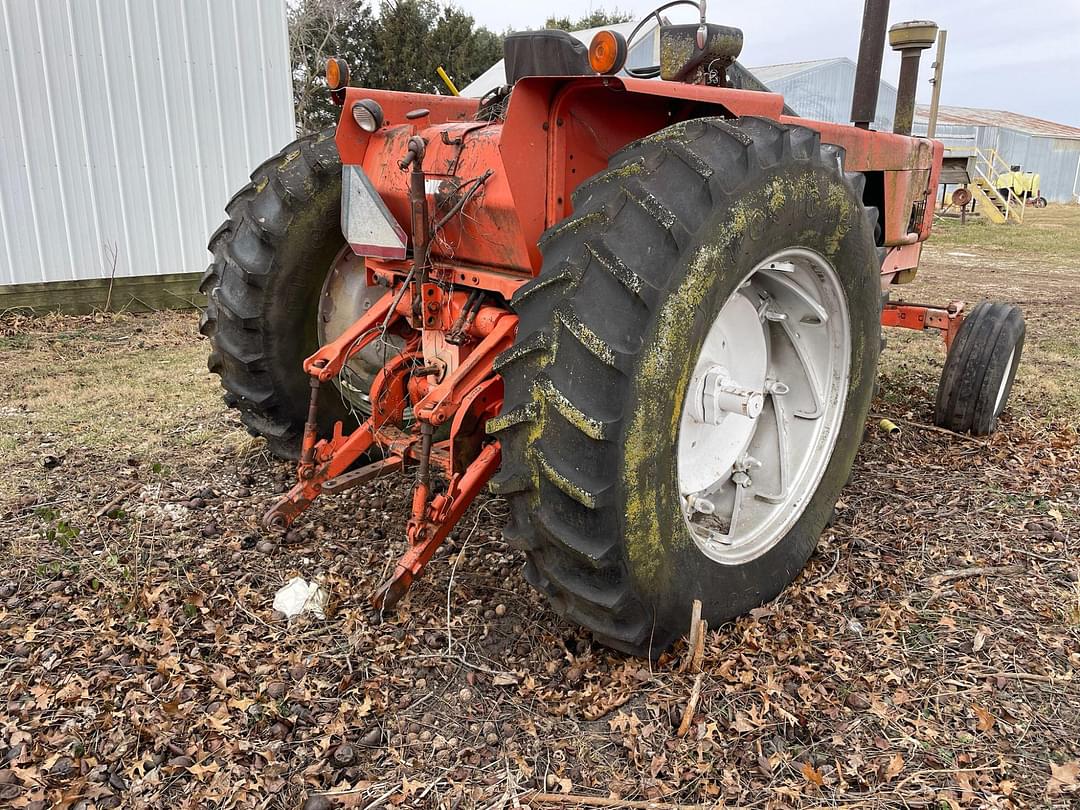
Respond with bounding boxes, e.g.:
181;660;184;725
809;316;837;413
330;81;941;279
498;76;941;259
500;76;786;268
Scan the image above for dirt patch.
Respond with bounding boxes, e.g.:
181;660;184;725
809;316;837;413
1;211;1078;808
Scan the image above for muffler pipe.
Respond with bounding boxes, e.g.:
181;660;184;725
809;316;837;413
889;21;939;136
850;0;890;129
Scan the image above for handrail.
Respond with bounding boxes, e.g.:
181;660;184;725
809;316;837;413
986;147;1013;178
972;147;1024;223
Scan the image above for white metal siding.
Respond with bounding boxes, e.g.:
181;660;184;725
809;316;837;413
0;0;295;286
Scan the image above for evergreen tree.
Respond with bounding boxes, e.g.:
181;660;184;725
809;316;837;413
544;9;634;31
290;0;503;131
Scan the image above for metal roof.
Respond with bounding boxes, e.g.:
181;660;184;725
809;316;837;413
914;105;1080;139
747;58;852;85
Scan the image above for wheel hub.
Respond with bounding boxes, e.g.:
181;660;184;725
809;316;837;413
676;248;851;565
691;366;765;424
318;247;404;416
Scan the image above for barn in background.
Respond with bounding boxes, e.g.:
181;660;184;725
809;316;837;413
0;0;294;312
912;106;1080;204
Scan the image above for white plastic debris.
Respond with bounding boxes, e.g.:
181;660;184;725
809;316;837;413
272;577;329;619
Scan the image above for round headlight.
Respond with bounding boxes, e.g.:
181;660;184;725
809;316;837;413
352;99;385;133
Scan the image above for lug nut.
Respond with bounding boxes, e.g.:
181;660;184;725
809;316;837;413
689;496;716;514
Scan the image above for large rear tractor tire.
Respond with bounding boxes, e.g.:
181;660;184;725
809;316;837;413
490;117;881;656
200;128;382;459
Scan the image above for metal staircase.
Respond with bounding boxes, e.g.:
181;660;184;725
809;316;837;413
968;148;1025;224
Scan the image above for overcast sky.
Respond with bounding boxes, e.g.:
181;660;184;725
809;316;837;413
454;0;1080;127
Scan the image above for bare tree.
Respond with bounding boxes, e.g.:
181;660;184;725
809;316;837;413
289;0;372;133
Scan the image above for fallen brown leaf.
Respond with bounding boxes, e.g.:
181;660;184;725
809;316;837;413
1048;760;1080;797
801;761;825;787
972;703;995;733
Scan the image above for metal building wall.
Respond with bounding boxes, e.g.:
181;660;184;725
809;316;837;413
914;121;1080;203
913;123;977;148
0;0;295;287
759;60;896;132
990;128;1080;204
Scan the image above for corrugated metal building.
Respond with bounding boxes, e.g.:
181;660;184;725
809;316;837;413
0;0;294;299
912;106;1080;204
750;57;896;132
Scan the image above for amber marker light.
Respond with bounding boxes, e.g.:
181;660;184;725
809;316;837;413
589;30;627;75
325;57;350;91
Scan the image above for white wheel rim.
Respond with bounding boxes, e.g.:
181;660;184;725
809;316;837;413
994;347;1016;415
676;248;851;565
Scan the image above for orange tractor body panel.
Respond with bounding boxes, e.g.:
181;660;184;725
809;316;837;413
335;77;942;293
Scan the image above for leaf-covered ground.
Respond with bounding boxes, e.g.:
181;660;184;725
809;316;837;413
1;207;1078;809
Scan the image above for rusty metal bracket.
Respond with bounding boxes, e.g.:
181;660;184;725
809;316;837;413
881;299;966;350
322;456;405;495
373;441;501;610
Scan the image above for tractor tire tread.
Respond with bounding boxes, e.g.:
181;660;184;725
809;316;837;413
934;300;1025;435
492;115;874;656
200;127;343;459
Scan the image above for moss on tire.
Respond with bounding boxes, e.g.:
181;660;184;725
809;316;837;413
489;116;881;656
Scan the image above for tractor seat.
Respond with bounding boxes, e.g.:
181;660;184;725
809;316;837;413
503;29;591;84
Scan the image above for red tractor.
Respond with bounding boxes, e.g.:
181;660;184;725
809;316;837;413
201;0;1025;655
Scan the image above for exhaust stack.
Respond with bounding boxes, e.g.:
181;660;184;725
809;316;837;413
889;20;939;136
850;0;890;129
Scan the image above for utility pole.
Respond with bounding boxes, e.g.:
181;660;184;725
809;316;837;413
927;29;947;138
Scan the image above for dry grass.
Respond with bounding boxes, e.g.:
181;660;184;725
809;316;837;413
882;204;1080;418
928;205;1080;259
0;312;243;500
0;209;1078;809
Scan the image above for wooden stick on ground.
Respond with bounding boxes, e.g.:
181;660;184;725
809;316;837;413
926;564;1026;585
675;599;708;737
94;480;142;518
676;672;704;738
985;671;1075;685
683;599;705;673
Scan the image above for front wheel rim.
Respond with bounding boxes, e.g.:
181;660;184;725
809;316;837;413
676;247;852;565
993;346;1017;415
